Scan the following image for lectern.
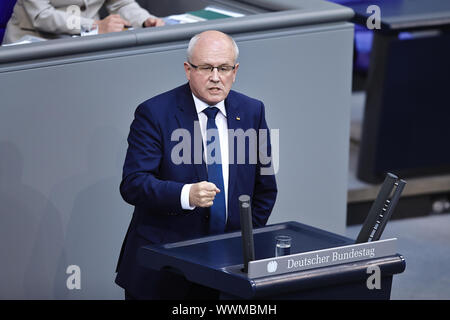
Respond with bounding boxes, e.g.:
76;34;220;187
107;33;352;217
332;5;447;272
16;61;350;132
138;222;405;299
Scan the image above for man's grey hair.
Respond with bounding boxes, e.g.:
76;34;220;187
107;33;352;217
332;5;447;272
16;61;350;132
186;32;239;63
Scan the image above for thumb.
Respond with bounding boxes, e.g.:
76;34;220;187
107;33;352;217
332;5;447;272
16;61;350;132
205;182;220;193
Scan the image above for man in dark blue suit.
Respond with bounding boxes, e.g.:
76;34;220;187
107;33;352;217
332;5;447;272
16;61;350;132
115;30;277;299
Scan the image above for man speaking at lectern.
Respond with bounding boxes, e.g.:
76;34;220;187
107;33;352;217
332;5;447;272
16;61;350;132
115;30;277;299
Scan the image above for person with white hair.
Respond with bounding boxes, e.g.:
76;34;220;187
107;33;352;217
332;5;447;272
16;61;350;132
115;30;277;299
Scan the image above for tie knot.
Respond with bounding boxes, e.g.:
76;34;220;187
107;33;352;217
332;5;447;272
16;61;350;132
203;107;220;120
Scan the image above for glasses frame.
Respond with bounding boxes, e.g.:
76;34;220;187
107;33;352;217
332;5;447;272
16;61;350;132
188;62;236;74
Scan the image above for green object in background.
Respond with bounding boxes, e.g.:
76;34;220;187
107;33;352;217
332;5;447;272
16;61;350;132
188;10;232;20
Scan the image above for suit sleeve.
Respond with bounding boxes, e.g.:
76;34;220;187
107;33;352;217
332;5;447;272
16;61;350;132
120;103;184;213
105;0;154;28
22;0;95;35
252;102;278;227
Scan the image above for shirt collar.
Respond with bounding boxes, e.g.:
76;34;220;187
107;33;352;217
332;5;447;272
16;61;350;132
191;93;227;117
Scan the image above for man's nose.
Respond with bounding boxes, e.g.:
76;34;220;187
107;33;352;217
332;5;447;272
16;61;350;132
210;68;220;81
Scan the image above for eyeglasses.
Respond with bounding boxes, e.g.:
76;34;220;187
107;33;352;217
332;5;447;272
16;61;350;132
188;62;235;75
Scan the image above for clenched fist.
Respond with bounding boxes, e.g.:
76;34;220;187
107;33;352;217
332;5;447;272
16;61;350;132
189;181;220;208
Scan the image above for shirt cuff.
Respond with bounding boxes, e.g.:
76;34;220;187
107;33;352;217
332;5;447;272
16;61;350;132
80;19;98;36
181;184;196;210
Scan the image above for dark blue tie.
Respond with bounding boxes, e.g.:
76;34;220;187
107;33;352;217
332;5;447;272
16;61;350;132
203;107;226;234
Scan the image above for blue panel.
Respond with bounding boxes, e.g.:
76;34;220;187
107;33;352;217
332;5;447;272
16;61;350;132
354;29;373;71
328;0;375;72
0;29;5;44
0;0;17;26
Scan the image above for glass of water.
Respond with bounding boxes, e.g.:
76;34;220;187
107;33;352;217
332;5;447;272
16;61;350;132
275;235;292;257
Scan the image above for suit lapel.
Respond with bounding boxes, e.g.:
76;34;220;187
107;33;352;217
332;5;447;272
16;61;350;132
174;84;207;182
225;92;240;210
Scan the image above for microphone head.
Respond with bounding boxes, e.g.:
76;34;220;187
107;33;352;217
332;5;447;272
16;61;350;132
239;194;251;206
239;195;250;202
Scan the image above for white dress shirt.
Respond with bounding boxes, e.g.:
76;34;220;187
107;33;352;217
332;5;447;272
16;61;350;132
180;94;229;219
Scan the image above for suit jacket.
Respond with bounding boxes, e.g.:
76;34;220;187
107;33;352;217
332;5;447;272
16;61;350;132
2;0;153;44
115;83;277;299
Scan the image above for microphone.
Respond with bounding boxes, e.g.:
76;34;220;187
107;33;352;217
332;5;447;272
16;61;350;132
356;172;406;243
239;195;255;273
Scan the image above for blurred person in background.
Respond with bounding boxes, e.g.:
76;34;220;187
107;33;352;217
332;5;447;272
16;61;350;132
2;0;164;44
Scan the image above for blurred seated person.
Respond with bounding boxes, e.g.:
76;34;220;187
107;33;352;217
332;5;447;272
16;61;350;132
2;0;165;45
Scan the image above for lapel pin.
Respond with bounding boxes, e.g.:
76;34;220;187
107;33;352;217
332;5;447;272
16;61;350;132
236;117;240;121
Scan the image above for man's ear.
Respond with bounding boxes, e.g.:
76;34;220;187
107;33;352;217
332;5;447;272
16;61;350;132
184;62;191;81
232;63;239;83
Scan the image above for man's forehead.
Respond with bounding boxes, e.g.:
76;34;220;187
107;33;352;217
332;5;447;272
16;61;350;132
197;30;230;42
196;37;232;51
191;38;235;62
